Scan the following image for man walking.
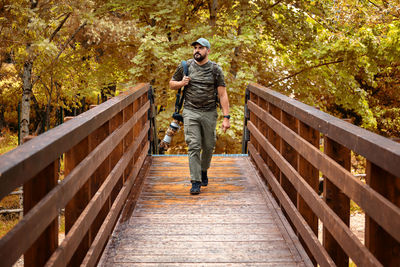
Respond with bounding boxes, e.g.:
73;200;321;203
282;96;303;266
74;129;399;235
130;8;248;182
169;38;230;195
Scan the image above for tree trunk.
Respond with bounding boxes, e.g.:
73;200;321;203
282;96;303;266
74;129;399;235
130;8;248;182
209;0;217;27
19;0;38;143
230;26;242;78
21;60;33;143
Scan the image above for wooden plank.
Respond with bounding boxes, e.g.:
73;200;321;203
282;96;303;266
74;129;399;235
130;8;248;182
249;144;334;267
110;253;294;264
248;83;400;178
248;122;382;266
128;214;275;224
114;234;284;243
0;83;149;200
248;100;400;242
23;157;58;267
81;144;150;267
0;112;149;267
113;240;289;252
365;161;400;266
323;137;350;267
103;263;300;267
45;124;149;267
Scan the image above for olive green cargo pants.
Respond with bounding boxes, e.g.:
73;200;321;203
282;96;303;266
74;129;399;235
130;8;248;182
182;108;218;182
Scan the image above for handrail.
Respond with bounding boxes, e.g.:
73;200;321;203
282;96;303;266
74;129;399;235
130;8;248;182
247;83;400;178
0;83;154;267
245;83;400;267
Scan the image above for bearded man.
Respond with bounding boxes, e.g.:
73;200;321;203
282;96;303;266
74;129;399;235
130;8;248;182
169;38;230;195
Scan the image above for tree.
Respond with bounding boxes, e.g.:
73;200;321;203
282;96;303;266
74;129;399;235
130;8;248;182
0;0;140;138
1;0;399;153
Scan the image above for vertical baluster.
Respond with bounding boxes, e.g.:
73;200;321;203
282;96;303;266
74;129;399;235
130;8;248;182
268;104;281;188
141;93;148;152
298;122;319;266
64;117;90;267
110;111;124;205
249;92;259;154
241;87;250;154
23;136;59;267
133;96;141;164
323;136;350;267
89;122;110;246
280;111;298;206
123;103;134;181
365;161;400;266
258;97;269;174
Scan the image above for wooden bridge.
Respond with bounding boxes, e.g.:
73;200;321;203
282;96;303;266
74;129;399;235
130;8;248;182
0;83;399;266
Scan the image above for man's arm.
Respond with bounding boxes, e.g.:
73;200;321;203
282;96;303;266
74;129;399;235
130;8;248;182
217;85;230;133
169;76;190;90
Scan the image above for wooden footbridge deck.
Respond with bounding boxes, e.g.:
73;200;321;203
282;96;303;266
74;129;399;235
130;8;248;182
1;83;399;267
98;155;311;266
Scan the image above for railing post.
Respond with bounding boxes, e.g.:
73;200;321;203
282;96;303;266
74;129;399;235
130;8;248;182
64;116;91;266
365;161;400;266
298;122;319;266
249;91;259;155
258;97;269;164
323;136;350;267
148;86;158;154
88;121;110;247
268;103;281;200
242;87;250;154
109;111;124;203
123;102;134;180
23;135;58;267
280;111;298;207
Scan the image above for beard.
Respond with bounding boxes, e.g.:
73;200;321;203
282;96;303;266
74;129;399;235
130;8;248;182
193;52;205;62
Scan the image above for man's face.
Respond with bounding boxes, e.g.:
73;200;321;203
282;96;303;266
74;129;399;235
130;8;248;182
193;44;209;62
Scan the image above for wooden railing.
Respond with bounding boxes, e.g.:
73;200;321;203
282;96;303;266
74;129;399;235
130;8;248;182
0;83;155;267
244;83;400;267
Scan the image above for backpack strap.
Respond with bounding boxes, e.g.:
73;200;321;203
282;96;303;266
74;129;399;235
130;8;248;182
211;61;220;108
182;60;189;76
174;60;190;115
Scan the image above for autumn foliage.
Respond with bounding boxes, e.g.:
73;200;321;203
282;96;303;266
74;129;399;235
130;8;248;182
0;0;399;154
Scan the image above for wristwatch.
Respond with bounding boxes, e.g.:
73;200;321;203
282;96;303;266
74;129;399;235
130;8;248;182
223;115;230;120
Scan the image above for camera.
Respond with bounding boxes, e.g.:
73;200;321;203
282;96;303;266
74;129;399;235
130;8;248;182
159;112;184;153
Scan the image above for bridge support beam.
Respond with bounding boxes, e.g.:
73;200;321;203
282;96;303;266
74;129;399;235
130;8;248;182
23;136;58;267
366;161;400;267
323;137;350;267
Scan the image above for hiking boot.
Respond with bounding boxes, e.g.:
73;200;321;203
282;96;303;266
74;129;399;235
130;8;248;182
201;170;208;186
190;181;201;195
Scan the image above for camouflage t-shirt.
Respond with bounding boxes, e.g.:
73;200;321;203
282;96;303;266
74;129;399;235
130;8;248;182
172;59;225;111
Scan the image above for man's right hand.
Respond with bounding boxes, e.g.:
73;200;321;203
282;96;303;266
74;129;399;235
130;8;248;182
181;76;191;87
169;76;191;90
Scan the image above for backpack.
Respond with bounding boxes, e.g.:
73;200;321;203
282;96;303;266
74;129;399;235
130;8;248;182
173;60;220;122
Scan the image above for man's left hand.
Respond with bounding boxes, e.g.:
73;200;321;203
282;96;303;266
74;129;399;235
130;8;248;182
222;118;230;133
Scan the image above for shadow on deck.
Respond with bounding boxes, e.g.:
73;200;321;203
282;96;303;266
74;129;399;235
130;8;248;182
99;155;312;266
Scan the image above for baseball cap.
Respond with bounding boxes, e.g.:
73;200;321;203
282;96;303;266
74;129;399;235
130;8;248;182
191;38;211;49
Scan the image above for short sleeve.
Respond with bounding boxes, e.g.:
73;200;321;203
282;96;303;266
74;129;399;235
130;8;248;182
215;65;226;87
172;64;184;81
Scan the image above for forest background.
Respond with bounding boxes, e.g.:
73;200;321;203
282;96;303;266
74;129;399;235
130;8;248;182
0;0;399;155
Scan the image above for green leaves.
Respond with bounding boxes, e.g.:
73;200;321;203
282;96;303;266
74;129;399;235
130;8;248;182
1;0;399;146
